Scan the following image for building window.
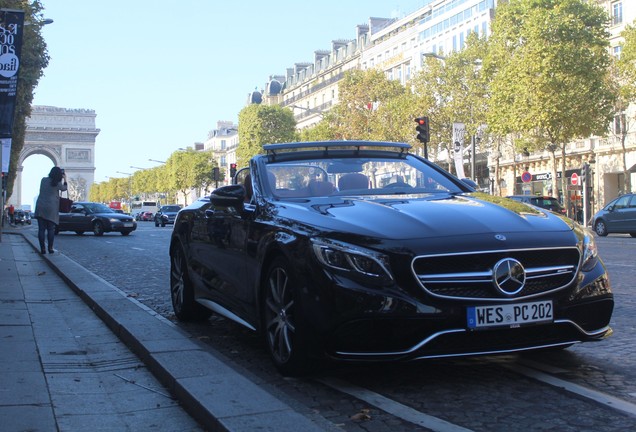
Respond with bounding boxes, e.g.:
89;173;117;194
221;140;226;150
614;114;626;134
613;45;622;58
612;2;623;26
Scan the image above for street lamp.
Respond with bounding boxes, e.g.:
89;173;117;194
288;105;324;118
149;159;166;164
421;52;447;62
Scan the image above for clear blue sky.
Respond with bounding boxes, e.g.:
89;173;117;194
20;0;428;207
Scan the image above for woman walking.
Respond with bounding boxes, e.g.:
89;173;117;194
33;167;67;254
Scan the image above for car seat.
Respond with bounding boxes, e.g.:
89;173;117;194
338;173;369;190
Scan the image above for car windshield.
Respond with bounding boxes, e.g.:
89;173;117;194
162;206;181;212
84;203;114;214
264;155;462;199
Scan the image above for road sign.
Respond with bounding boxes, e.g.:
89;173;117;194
521;171;532;183
571;173;579;186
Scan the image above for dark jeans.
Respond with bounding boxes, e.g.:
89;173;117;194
37;218;56;252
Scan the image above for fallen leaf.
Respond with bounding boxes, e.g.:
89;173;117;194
350;408;371;421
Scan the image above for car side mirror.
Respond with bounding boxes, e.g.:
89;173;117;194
210;184;246;211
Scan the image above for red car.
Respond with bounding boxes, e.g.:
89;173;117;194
137;211;154;221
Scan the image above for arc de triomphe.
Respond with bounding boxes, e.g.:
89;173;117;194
12;105;100;207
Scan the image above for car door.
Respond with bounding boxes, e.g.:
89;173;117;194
622;195;636;232
190;188;253;322
605;195;631;232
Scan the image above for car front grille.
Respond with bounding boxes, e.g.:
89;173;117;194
411;247;580;301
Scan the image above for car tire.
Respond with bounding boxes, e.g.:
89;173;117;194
93;221;105;236
262;256;313;376
170;245;211;321
594;220;608;237
75;231;84;235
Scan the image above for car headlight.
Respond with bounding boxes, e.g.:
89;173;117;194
108;218;119;223
311;238;393;284
581;230;599;272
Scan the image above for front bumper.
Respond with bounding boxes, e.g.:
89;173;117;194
301;263;613;362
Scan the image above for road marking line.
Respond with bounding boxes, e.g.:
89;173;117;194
505;363;636;418
316;377;474;432
131;247;145;251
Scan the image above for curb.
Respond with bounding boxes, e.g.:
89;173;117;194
16;231;327;432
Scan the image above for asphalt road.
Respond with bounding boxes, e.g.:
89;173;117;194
22;221;636;432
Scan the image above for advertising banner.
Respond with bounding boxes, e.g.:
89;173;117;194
1;137;10;172
452;123;466;179
0;8;25;141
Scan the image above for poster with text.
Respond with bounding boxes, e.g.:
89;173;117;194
0;9;25;139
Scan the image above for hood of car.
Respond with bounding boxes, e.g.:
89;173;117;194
274;192;574;241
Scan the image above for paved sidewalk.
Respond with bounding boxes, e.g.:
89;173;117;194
0;229;329;432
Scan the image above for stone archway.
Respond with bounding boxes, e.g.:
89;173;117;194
12;106;100;207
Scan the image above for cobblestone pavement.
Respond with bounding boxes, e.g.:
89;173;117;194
24;224;636;432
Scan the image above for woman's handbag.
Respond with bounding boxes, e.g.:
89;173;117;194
59;190;73;213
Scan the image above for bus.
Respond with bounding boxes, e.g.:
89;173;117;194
130;200;159;215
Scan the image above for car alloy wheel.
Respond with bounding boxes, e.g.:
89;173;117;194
93;221;104;236
263;257;311;376
594;220;608;237
169;246;210;321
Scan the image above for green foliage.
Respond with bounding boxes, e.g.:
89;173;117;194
486;0;615;150
411;33;489;163
618;23;636;103
236;104;297;166
165;149;215;205
298;117;338;141
325;69;408;140
2;0;49;199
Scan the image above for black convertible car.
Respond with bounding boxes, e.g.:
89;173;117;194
58;202;137;236
169;141;613;375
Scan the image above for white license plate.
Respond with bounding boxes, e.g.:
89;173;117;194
467;300;553;329
123;222;133;227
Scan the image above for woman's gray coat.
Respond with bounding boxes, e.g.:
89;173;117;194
33;177;68;225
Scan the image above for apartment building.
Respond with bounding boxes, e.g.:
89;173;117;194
203;120;239;184
241;0;635;215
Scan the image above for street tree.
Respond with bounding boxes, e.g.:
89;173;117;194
298;116;338;141
411;33;488;175
486;0;615;209
325;69;407;141
2;0;49;200
615;22;636;193
165;149;214;205
236;104;296;166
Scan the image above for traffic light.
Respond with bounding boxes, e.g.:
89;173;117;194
1;172;6;190
212;167;220;181
414;117;430;143
229;163;237;178
580;163;589;184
